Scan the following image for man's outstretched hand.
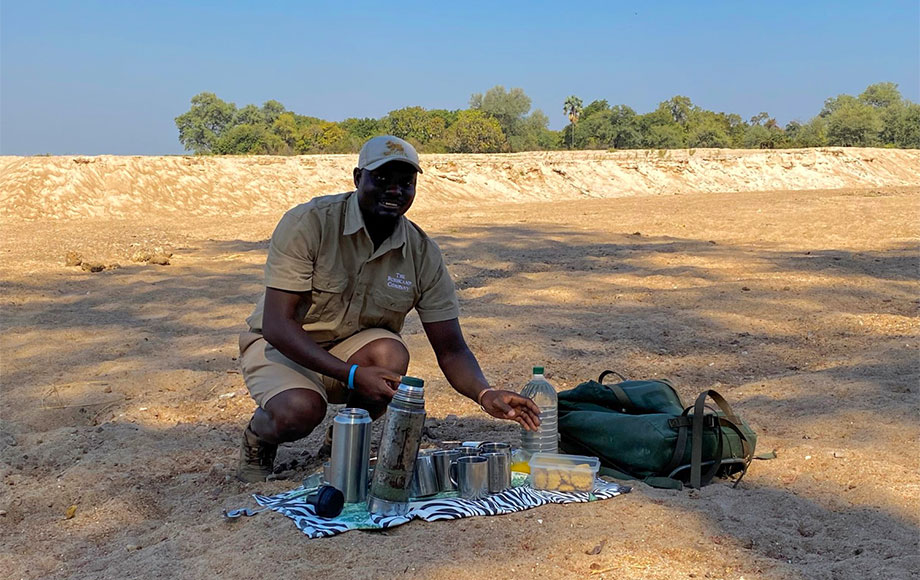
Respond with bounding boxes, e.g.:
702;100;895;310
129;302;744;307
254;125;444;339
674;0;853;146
480;390;542;431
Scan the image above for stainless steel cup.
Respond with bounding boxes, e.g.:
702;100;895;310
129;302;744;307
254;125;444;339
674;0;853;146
454;446;480;458
449;455;489;500
329;408;372;503
410;453;439;498
483;451;512;493
478;442;511;455
432;449;459;492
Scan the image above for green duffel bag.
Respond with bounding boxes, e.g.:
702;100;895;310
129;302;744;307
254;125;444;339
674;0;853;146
558;371;757;490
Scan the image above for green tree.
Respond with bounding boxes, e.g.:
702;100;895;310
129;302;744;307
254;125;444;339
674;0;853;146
749;111;770;126
897;103;920;147
819;93;859;118
214;124;284;154
580;99;610;121
744;124;779;148
575;104;639;149
537;128;563;150
637;106;685;148
563;95;583;149
383;106;447;148
574;113;612;149
471;87;529;135
825;100;882;146
881;102;920;147
690;118;731;148
574;99;610;149
742;113;785;148
663;96;694;126
175;92;237;154
424;109;461;153
784;121;802;144
720;113;746;147
507;109;549;151
608;105;640;149
793;117;828;147
271;112;300;152
233;104;265;127
645;123;686;148
261;100;286;125
445;110;506;153
340;117;383;142
859;82;902;109
317;122;351;153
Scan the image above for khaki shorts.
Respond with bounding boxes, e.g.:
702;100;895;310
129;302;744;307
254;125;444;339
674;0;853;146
239;328;406;408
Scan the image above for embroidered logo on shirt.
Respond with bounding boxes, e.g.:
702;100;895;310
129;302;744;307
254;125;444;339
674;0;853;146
387;272;414;292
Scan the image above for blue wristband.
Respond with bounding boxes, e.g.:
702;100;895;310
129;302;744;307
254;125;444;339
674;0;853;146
347;364;359;390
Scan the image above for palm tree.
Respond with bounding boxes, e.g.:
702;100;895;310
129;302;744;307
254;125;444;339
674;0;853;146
563;96;583;149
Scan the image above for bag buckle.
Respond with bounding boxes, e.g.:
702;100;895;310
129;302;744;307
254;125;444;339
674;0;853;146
668;414;719;430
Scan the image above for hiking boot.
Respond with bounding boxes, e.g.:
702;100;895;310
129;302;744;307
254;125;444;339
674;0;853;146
316;424;333;459
237;424;278;483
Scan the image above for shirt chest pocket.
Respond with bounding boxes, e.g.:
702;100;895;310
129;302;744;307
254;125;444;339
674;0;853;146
304;273;349;324
370;287;416;315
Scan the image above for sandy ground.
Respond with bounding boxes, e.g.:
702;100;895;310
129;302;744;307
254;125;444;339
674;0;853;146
1;151;919;579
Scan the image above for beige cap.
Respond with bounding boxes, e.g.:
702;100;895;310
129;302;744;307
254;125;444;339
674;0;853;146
357;135;423;174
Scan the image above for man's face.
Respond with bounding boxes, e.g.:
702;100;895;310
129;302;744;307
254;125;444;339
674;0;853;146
354;161;418;224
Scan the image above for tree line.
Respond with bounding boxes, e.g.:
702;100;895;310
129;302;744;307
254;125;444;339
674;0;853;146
175;82;919;155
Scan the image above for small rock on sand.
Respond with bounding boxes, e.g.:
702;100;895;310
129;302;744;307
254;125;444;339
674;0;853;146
131;250;152;263
81;262;105;273
64;251;83;267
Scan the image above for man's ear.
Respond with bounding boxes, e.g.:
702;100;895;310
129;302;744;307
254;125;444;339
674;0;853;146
353;167;362;188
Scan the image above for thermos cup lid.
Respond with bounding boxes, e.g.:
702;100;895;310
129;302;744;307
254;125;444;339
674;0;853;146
400;376;424;387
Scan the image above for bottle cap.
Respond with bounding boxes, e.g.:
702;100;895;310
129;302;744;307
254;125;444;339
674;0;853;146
532;366;544;374
400;376;424;387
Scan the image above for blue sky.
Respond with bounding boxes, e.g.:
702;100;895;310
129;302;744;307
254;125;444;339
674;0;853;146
2;0;918;155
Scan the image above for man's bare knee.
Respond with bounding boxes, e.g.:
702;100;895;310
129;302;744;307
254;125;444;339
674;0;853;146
348;338;409;374
259;389;326;443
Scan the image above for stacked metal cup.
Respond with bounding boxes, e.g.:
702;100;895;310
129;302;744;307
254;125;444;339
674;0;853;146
329;408;372;503
410;452;439;498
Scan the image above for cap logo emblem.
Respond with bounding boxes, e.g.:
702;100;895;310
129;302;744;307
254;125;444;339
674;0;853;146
384;141;406;156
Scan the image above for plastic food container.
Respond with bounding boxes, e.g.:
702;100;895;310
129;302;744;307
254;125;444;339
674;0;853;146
528;453;600;492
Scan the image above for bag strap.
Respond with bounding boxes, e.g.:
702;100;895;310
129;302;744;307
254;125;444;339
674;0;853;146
597;371;683;414
598;466;684;490
598;370;628;383
597;370;634;412
663;404;721;477
689;390;752;489
663;415;691;475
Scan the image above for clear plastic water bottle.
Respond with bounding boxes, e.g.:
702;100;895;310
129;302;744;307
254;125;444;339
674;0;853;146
520;366;558;454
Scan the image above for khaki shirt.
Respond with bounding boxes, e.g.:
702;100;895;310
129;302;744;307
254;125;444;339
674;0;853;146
246;192;460;347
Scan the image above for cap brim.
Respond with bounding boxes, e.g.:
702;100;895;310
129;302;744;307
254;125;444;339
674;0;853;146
362;157;423;174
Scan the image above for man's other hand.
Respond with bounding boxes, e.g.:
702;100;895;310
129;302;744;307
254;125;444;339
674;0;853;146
480;390;542;431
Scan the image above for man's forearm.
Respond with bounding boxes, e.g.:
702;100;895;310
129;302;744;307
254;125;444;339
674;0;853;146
263;318;351;382
436;347;490;402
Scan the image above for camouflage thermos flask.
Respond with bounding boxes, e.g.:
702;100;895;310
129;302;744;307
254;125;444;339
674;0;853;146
367;376;426;516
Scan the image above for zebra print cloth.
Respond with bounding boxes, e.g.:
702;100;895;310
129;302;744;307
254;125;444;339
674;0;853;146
251;475;628;538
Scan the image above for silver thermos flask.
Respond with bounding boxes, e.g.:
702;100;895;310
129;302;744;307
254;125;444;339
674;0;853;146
367;376;426;516
329;408;372;503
